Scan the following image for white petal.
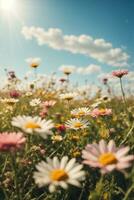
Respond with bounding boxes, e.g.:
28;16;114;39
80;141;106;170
60;156;69;169
49;184;56;193
65;158;76;172
67;179;81;187
53;157;60;168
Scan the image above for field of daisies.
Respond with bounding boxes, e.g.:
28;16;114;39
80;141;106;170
0;62;134;200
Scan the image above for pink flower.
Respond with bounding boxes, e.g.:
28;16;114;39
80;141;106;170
0;132;26;151
112;70;128;78
9;90;21;98
82;140;134;174
90;108;112;117
39;109;48;118
55;124;66;132
41;100;56;109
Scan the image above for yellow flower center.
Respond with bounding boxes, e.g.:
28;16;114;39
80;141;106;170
50;169;68;181
78;111;85;116
99;153;117;166
30;63;38;68
99;109;106;114
55;124;61;129
74;122;83;128
25;122;41;129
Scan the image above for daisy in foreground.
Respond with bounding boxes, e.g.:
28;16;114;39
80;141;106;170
33;156;85;192
11;116;54;139
65;118;90;130
82;140;134;174
0;132;26;151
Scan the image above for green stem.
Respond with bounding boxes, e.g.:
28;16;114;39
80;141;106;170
119;78;129;117
120;122;134;145
10;153;22;200
2;155;8;175
123;184;134;200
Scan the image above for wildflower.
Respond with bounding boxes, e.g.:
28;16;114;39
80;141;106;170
41;100;56;109
33;156;85;192
9;90;20;98
30;98;41;107
26;57;41;68
8;71;16;79
112;70;128;78
82;139;134;174
60;65;75;75
65;118;89;130
59;77;67;83
25;92;33;97
90;108;112;117
55;124;66;132
0;98;19;106
11;116;54;139
51;135;63;142
71;107;90;117
60;93;77;101
39;109;48;118
0;132;26;151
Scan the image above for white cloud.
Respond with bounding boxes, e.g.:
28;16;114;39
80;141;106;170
22;26;129;67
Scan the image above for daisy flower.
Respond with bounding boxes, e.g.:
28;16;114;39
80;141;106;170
30;98;41;107
90;108;112;117
11;116;54;139
26;57;41;68
60;92;77;101
71;107;90;117
1;98;19;106
65;118;89;130
59;65;75;75
82;140;134;174
0;132;26;151
112;70;128;78
33;156;85;192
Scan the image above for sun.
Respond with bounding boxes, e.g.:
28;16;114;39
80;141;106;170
0;0;17;14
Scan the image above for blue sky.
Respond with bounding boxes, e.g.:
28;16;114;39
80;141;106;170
0;0;133;84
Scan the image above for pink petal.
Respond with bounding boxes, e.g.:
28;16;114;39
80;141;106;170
116;147;130;158
99;140;107;153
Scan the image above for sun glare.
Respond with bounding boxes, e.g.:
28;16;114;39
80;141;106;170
0;0;17;14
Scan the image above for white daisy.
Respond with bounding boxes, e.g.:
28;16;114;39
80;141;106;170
60;92;77;101
26;57;41;68
59;65;75;75
65;118;89;130
0;98;19;105
11;116;54;139
33;156;85;192
29;98;41;107
71;107;90;117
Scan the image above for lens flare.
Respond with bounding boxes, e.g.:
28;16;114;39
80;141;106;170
0;0;17;14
